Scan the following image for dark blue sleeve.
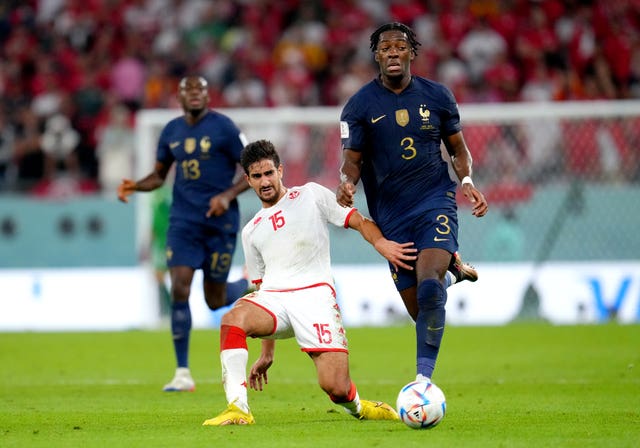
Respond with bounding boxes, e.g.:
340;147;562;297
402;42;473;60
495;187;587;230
340;95;366;152
440;85;462;136
156;121;176;165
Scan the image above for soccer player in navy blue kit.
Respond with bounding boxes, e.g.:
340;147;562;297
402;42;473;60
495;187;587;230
118;76;250;391
337;23;489;384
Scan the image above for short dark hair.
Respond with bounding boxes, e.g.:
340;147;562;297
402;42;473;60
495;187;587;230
369;22;421;56
240;139;281;174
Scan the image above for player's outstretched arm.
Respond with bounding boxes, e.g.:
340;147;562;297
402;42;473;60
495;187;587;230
206;168;250;217
347;211;417;271
117;178;137;203
462;184;488;217
444;132;489;218
249;339;275;391
117;161;169;203
336;149;362;207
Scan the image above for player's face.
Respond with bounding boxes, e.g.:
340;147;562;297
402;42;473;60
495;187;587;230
246;159;284;206
374;30;414;79
178;77;209;115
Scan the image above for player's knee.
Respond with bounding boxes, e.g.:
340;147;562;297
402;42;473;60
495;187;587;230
323;383;350;402
219;310;238;329
204;294;226;310
417;279;446;310
170;281;190;302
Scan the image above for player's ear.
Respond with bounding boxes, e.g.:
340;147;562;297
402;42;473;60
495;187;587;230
177;88;184;105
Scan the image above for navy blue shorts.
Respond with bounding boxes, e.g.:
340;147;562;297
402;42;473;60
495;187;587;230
166;221;237;282
382;201;459;292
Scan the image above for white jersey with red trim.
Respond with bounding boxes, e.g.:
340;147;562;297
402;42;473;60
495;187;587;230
242;182;355;291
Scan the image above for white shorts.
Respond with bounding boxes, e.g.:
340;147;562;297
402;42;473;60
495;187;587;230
241;283;349;353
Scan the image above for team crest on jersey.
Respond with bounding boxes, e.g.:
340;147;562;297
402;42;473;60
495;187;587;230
419;104;430;122
288;190;300;199
395;109;409;127
200;136;211;153
419;104;434;130
185;138;196;154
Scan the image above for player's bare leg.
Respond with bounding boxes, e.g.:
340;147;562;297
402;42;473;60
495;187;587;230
311;352;398;420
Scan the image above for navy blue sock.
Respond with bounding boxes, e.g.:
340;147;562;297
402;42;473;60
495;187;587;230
415;279;447;378
225;278;249;306
170;301;191;368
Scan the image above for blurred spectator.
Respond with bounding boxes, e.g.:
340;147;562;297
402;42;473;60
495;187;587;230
518;58;564;183
110;40;147;112
438;0;475;50
0;0;638;193
332;58;377;106
73;67;106;178
95;101;134;193
30;110;98;199
389;0;427;25
457;15;507;83
483;48;520;102
630;48;640;99
222;65;268;107
435;41;469;100
13;107;45;192
29;56;66;119
0;109;15;189
514;2;561;81
40;113;80;179
144;59;180;108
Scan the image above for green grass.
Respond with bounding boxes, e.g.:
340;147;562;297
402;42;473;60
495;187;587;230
1;324;639;447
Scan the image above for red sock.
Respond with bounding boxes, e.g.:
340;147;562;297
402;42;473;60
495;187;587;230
329;380;357;403
220;324;247;351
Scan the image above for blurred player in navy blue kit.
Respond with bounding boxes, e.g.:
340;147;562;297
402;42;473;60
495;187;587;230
336;23;489;383
118;76;250;392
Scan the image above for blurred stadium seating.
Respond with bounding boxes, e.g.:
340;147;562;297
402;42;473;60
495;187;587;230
0;1;638;269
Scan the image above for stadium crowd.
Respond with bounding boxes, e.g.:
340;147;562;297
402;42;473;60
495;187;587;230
0;0;638;195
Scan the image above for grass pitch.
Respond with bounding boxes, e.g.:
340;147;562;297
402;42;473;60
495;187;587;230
1;323;638;447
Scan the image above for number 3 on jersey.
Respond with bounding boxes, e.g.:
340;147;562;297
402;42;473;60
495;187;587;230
269;210;285;231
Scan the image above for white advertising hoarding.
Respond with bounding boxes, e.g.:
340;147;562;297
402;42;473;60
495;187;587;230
0;267;158;331
334;262;640;326
1;262;638;331
188;262;640;327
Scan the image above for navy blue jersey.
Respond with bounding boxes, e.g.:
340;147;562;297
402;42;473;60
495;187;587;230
157;110;246;233
340;76;461;231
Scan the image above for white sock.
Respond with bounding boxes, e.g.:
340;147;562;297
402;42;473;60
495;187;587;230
445;271;455;287
175;367;191;376
339;389;361;415
220;348;249;412
416;373;431;383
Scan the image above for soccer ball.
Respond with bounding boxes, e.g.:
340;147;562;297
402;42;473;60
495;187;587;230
396;380;446;429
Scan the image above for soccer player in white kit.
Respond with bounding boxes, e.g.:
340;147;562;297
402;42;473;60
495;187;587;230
203;139;418;426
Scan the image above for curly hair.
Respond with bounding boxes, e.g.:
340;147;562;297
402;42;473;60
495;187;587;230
369;22;421;56
240;139;281;174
